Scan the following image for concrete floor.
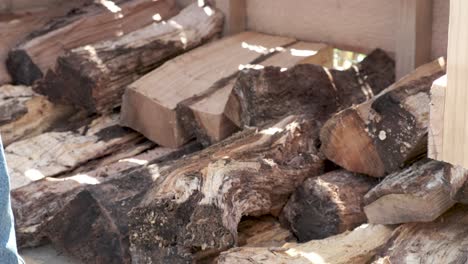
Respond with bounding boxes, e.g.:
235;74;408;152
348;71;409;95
20;245;81;264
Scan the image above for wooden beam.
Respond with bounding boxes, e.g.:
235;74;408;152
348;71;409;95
396;0;433;79
428;75;446;160
439;0;468;168
214;0;246;35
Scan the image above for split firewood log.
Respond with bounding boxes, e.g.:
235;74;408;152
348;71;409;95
450;166;468;204
199;216;296;263
7;0;179;85
218;224;395;264
225;49;395;129
0;0;91;84
0;85;74;146
5;114;144;189
12;143;201;249
237;216;295;248
34;3;223;114
372;205;468;263
121;32;303;147
128;115;325;263
281;170;376;242
364;159;463;224
320;58;446;177
179;42;335;146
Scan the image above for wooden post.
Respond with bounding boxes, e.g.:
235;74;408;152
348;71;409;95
395;0;433;79
440;0;468;168
213;0;246;35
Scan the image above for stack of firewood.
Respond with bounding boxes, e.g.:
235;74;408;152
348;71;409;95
1;0;467;263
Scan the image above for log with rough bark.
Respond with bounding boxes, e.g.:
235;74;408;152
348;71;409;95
0;1;91;84
128;115;325;263
218;224;395;264
225;48;395;128
179;42;334;145
5;114;144;189
0;85;74;146
320;58;446;177
7;0;180;85
121;32;301;147
34;3;223;114
372;204;468;263
12;143;201;249
365;159;467;224
281;170;376;242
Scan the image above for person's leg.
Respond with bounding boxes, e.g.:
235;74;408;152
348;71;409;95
0;137;24;264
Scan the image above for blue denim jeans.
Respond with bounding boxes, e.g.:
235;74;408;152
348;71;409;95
0;137;24;264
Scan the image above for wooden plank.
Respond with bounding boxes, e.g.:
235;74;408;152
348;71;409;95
439;0;468;168
428;75;446;160
395;0;433;79
214;0;246;35
7;0;180;85
121;32;297;147
246;0;398;55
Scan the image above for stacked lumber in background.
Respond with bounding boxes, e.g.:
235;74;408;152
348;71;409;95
121;38;393;147
0;0;92;85
34;3;224;113
3;2;468;262
7;0;180;85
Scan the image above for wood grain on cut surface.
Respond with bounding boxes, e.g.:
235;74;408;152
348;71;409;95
5;114;143;189
12;143;200;249
373;205;468;263
121;31;297;147
128;115;325;262
320;59;445;177
364;160;460;224
218;224;395;264
0;85;74;146
184;41;333;145
8;0;180;85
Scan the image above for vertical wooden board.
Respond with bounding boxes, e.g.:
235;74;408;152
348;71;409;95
121;32;297;147
431;0;449;60
214;0;246;35
395;0;433;79
428;75;446;161
246;0;397;54
441;0;468;167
